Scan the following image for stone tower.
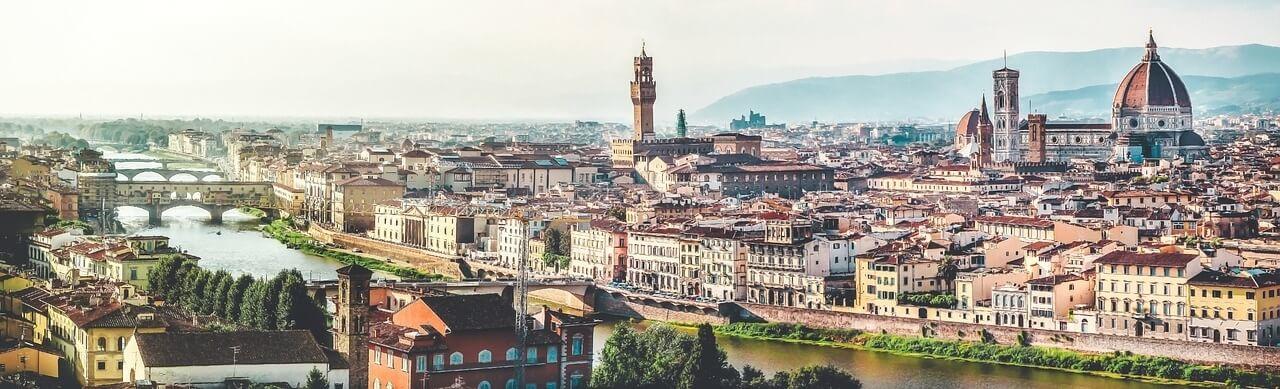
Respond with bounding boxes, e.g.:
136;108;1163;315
1027;113;1047;163
334;264;372;389
992;56;1020;162
631;43;656;141
976;96;994;166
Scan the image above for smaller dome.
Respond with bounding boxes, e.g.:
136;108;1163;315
1178;131;1205;147
956;109;982;138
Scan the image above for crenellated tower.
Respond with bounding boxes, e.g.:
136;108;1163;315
631;43;656;141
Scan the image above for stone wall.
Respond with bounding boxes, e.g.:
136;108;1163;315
307;224;464;279
594;292;728;325
737;303;1280;367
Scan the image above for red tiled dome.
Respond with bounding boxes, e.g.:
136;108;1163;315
956;109;982;138
1113;32;1191;110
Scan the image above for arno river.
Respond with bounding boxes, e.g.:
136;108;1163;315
106;148;1169;388
121;211;1171;389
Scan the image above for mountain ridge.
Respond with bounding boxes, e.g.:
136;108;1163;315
693;44;1280;123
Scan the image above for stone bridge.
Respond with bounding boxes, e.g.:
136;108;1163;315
113;181;276;224
115;169;225;182
106;157;217;169
307;278;598;313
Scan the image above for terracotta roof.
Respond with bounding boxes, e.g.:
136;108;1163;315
973;215;1054;228
134;330;328;367
421;294;516;332
1094;251;1198;267
1113;32;1191;110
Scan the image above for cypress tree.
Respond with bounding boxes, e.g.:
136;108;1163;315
223;274;255;322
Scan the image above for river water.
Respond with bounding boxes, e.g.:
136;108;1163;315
123;215;1170;389
590;321;1173;389
102;152;1171;388
116;209;352;280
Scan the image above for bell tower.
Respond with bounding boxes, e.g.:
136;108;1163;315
631;42;656;141
992;52;1020;162
334;264;372;389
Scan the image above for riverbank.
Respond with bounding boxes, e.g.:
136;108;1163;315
708;322;1276;388
261;219;446;280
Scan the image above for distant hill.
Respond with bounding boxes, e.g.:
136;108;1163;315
1026;73;1280;117
693;44;1280;123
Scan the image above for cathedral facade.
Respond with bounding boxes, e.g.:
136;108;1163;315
955;32;1207;164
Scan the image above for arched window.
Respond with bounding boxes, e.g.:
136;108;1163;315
117;337;126;351
97;337;107;351
506;347;520;361
449;352;463;365
478;382;491;389
374;379;380;389
478;349;492;363
547;345;559;363
506;379;518;389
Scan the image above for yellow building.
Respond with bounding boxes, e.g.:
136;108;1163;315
1187;268;1280;346
1093;251;1237;341
855;247;944;317
47;298;175;387
0;344;60;378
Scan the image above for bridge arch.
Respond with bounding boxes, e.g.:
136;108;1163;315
130;171;168;182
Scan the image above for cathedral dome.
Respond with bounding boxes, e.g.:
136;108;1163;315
956;108;982;138
1113;31;1191;110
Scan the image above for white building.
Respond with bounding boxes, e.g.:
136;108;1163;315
124;330;347;388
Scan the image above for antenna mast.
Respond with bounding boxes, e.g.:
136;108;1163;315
513;219;530;386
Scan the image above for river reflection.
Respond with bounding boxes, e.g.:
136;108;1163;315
116;208;361;280
591;321;1175;389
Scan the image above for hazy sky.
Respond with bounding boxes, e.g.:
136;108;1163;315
1;1;1277;123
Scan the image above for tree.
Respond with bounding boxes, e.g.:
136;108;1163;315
224;275;254;321
181;269;212;314
592;323;649;389
239;280;267;327
772;365;861;389
607;207;627;221
303;367;329;389
682;323;736;389
938;256;959;289
258;271;288;330
208;271;234;316
277;270;328;344
147;255;187;299
544;229;564;256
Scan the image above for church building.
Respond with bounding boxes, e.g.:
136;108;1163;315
956;31;1207;164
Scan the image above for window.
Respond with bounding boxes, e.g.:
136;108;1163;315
507;379;518;389
527;347;538;364
479;382;491;389
571;334;584;356
117;360;123;370
374;348;381;364
416;356;427;372
374;379;380;389
118;337;125;351
402;356;408;372
547;383;558;389
547;345;559;363
97;361;106;370
450;352;463;365
479;350;492;363
97;337;107;351
433;354;444;370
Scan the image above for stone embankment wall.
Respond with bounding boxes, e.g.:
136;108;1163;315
594;292;729;325
306;224;464;279
736;303;1280;367
598;296;1280;367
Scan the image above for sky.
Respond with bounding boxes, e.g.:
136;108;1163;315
0;0;1277;123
